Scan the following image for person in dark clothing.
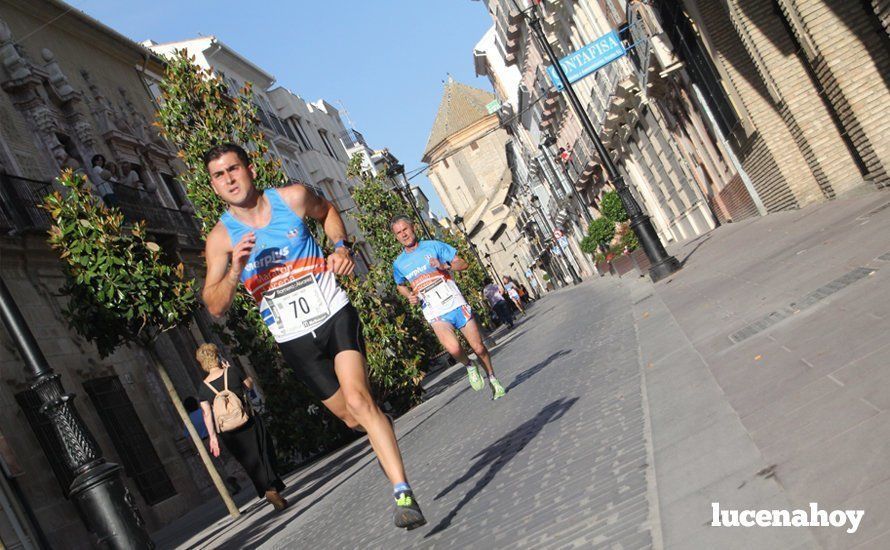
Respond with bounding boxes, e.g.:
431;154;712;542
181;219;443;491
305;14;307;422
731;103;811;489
196;343;287;510
183;396;209;440
483;278;514;329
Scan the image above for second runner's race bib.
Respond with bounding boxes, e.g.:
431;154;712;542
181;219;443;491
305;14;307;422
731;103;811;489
264;274;331;333
420;278;458;311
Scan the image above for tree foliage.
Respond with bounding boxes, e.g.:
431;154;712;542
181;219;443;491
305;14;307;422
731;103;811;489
580;216;617;255
43;171;197;356
600;190;629;223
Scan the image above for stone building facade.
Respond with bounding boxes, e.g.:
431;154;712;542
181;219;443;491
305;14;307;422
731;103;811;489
480;0;888;251
480;0;723;253
422;77;537;289
0;1;239;547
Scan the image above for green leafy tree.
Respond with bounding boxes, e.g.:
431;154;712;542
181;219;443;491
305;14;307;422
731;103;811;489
600;190;629;223
43;171;241;518
155;51;352;462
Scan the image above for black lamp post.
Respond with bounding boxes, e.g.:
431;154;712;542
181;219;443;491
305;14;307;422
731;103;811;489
483;251;502;285
528;194;582;285
0;278;153;549
383;151;432;239
451;215;487;274
524;5;680;282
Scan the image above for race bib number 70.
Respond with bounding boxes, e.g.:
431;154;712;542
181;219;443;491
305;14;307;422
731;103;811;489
264;275;331;333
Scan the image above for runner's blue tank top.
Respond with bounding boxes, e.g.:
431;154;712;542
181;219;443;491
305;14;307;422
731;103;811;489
220;188;348;341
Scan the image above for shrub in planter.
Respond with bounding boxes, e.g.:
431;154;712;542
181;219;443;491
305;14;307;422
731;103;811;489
580;216;616;255
601;191;629;223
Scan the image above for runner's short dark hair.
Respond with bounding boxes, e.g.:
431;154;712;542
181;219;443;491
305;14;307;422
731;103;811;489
389;214;413;229
203;143;250;171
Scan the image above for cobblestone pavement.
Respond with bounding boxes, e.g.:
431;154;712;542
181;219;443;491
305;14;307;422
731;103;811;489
190;281;655;549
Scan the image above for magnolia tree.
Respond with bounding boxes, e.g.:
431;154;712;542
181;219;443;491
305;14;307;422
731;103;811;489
43;171;241;518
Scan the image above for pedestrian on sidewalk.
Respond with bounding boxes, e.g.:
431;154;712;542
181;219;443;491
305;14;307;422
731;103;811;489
196;344;286;510
200;144;425;530
502;276;525;314
483;278;514;329
391;215;507;400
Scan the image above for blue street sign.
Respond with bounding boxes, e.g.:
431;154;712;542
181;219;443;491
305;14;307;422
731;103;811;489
547;30;626;91
558;236;570;250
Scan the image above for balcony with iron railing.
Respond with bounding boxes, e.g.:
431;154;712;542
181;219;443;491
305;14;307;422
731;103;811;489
0;174;54;231
339;129;367;150
0;173;200;241
114;184;201;239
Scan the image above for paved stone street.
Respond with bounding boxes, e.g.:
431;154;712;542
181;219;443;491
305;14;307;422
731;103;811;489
155;190;890;550
156;280;656;549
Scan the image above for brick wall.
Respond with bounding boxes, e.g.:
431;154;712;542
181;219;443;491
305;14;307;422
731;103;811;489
782;0;890;189
689;0;807;211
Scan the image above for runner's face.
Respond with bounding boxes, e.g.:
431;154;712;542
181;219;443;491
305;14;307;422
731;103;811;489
207;152;257;206
392;220;416;247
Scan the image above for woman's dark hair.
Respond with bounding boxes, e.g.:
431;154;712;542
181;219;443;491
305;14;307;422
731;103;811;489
202;143;250;171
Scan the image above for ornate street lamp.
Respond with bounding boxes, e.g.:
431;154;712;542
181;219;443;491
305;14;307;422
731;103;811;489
483;251;502;285
451;215;487;274
0;278;152;548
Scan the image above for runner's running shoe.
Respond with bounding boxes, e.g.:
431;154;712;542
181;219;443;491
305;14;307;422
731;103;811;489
466;365;485;391
393;490;427;530
490;377;506;400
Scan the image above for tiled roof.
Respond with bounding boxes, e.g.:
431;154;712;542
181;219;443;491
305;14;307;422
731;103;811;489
423;76;496;158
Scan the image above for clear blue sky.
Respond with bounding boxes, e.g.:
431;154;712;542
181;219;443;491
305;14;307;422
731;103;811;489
66;0;496;215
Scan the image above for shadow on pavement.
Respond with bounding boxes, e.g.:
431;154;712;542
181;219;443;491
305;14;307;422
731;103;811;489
212;445;375;549
678;233;712;268
425;397;578;538
506;349;572;392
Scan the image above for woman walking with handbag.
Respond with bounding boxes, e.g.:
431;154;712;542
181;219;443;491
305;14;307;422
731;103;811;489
196;343;287;510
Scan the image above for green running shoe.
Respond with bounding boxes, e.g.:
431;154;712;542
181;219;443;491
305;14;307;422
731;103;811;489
466;365;485;391
393;490;427;530
490;377;506;400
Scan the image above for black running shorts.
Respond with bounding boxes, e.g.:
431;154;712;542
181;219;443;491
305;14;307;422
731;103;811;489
277;303;365;401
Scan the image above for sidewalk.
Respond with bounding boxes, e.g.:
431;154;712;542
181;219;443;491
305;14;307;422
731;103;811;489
629;189;890;549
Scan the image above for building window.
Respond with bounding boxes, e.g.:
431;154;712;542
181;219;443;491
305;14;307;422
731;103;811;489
160;173;187;209
82;375;177;506
289;118;313;151
318;130;339;159
442;158;449;169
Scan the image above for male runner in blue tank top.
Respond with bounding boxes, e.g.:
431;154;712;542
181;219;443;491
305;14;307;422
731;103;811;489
201;144;425;530
391;216;506;400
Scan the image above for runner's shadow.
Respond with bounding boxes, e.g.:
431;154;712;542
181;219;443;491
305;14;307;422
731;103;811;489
506;349;572;392
424;397;578;538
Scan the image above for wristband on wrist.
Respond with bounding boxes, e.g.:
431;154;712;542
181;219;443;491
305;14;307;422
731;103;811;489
334;239;347;250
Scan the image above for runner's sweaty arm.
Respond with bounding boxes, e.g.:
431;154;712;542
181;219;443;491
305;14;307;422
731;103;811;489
396;284;419;305
277;184;355;277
